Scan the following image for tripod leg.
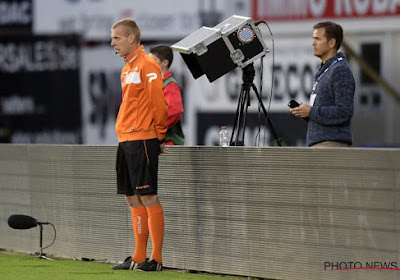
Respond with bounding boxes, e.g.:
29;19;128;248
239;89;250;143
230;87;247;146
230;88;242;144
231;87;251;146
251;84;282;146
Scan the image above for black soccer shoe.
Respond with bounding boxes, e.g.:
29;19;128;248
111;256;139;270
137;258;163;271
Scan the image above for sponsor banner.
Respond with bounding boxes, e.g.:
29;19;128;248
189;37;320;112
253;0;400;21
197;112;307;146
80;46;123;145
0;35;81;143
33;0;203;40
0;0;32;28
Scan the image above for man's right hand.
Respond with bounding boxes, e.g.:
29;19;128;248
290;103;311;118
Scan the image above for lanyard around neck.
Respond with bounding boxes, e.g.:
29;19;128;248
312;57;344;94
310;57;344;106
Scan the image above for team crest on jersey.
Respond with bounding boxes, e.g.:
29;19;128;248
125;71;141;84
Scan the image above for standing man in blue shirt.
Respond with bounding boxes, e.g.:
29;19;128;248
291;21;355;147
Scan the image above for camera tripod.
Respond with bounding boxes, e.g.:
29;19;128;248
230;63;281;146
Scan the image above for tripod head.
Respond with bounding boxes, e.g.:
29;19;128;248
241;63;256;90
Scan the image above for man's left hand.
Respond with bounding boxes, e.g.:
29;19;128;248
159;143;168;154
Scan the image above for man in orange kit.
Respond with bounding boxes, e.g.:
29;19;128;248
110;18;168;272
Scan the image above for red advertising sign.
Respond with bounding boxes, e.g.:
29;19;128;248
252;0;400;21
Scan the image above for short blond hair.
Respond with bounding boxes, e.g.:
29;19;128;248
112;18;141;43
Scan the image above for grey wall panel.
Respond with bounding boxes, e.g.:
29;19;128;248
0;144;399;280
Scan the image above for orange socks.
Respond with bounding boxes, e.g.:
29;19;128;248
131;206;148;264
130;205;164;264
147;205;164;264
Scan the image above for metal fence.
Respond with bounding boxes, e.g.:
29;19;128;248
1;144;399;280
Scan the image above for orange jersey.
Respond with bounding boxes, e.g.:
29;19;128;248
115;45;168;142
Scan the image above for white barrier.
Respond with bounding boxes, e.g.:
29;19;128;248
1;144;399;279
